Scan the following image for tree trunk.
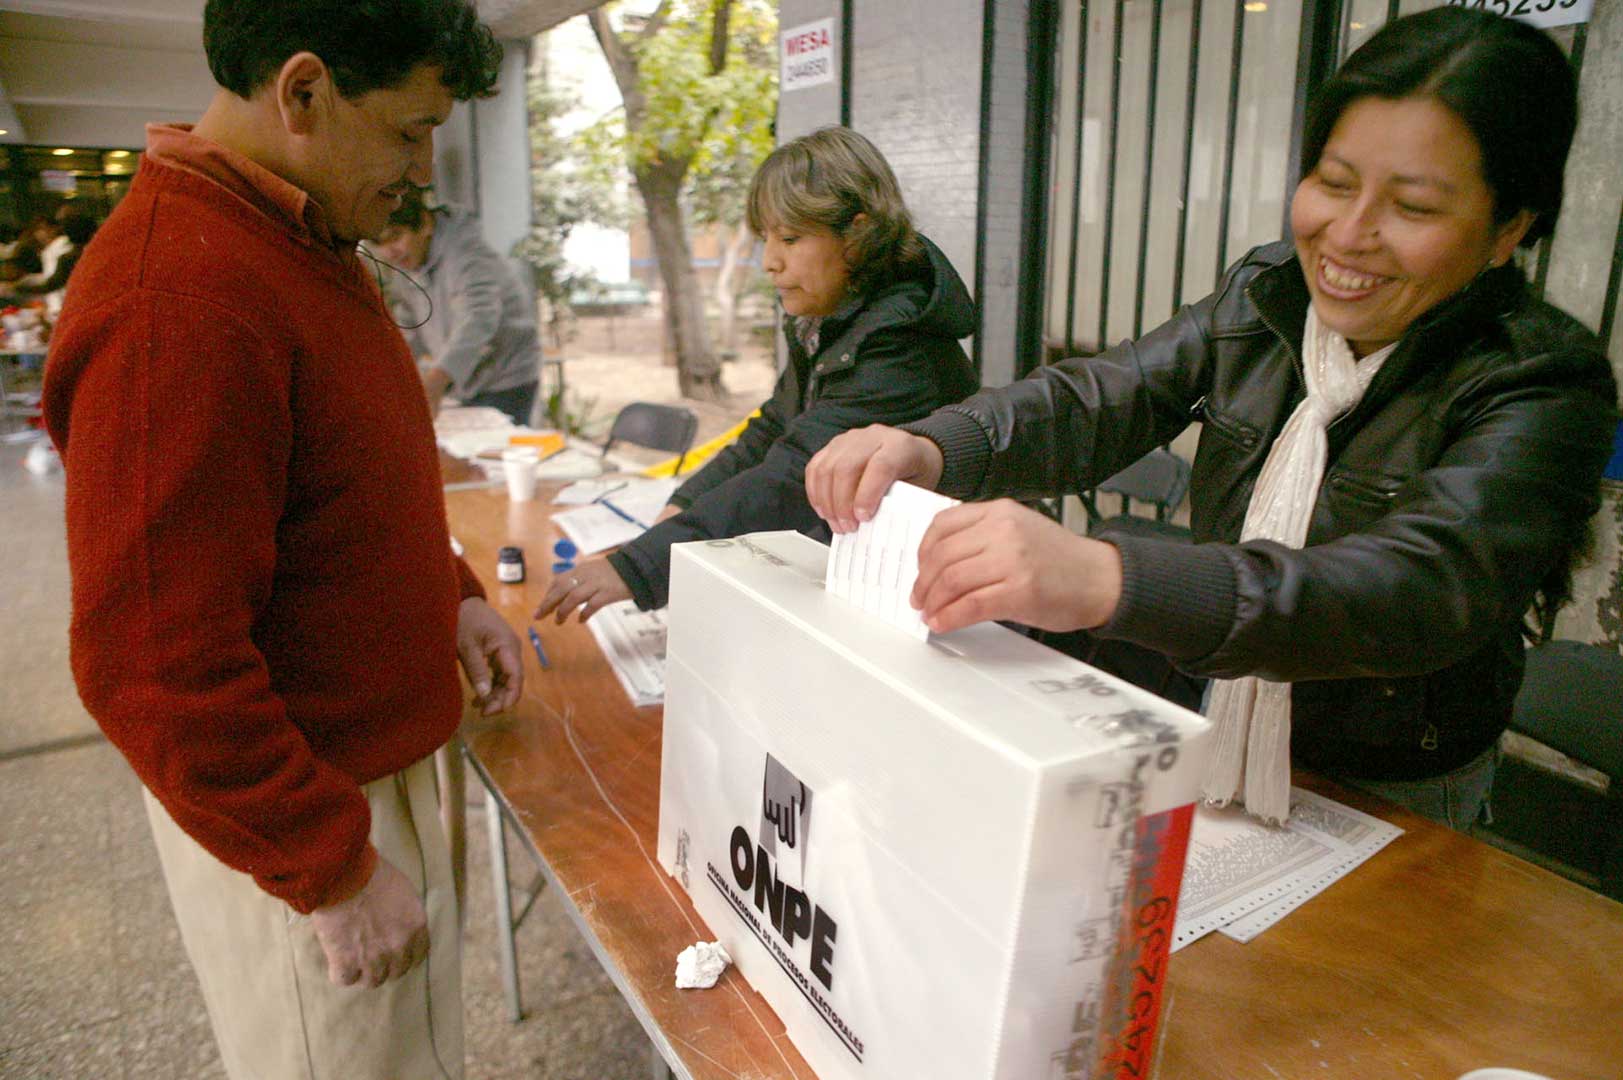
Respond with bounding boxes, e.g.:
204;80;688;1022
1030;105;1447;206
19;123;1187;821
715;219;754;353
636;165;726;401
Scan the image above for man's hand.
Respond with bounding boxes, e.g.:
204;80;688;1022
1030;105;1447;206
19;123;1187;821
655;503;683;524
310;857;429;988
420;364;453;419
457;597;523;715
805;425;945;534
911;499;1124;634
533;557;632;625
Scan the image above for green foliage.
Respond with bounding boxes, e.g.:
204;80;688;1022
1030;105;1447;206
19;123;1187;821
512;59;628;311
541;384;602;439
588;0;777;224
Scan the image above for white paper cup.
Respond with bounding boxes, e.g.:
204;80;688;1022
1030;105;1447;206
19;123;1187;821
501;448;539;502
1457;1070;1555;1080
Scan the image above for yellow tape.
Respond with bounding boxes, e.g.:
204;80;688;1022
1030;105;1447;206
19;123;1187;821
639;410;760;478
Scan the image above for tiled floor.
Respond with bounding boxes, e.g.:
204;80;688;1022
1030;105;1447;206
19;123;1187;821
0;425;659;1079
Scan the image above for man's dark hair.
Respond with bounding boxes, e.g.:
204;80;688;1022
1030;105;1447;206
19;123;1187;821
203;0;502;102
59;205;98;247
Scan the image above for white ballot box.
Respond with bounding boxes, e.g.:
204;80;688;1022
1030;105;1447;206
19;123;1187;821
657;532;1212;1080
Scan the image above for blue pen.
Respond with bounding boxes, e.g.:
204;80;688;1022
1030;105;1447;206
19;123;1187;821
527;626;551;671
596;498;648;529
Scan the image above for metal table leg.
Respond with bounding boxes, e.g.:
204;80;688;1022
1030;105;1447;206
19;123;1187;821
484;774;524;1022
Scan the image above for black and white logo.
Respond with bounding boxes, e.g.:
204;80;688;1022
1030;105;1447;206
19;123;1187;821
760;753;811;878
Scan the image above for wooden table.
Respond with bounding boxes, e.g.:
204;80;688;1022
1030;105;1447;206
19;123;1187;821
446;483;1623;1080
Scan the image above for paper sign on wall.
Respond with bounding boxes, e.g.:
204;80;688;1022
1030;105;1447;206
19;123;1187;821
1442;0;1593;30
781;18;835;92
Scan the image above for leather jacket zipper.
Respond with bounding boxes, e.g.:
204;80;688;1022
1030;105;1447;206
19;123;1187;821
1247;281;1400;438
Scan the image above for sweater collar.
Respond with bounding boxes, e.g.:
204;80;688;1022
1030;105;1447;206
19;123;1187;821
144;123;342;252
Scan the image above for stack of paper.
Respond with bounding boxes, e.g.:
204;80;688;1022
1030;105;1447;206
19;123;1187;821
1172;787;1402;950
585;600;667;707
824;481;959;639
552;478;679;555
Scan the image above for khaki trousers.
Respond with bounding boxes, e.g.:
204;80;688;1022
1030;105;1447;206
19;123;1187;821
144;755;463;1080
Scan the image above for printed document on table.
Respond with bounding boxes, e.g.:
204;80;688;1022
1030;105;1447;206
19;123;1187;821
552;478;680;555
1172;787;1402;951
824;480;959;639
585;601;666;707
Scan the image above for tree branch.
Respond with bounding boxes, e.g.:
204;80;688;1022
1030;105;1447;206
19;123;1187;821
588;7;642;118
708;0;734;74
637;0;673;45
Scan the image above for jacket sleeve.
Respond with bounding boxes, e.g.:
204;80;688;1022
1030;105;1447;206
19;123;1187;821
609;328;965;609
46;292;376;913
1101;343;1619;683
433;231;507;389
666;373;793;509
907;277;1229;500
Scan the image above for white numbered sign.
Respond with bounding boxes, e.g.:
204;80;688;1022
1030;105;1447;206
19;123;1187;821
1444;0;1594;30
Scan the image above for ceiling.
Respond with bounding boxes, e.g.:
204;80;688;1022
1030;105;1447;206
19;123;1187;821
0;0;606;151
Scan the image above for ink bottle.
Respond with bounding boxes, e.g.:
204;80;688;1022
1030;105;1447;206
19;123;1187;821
496;546;526;584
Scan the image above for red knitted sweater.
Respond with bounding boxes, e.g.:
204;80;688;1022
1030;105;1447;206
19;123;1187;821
44;128;482;913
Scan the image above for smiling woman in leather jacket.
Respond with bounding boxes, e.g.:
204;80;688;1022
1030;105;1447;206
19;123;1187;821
804;9;1618;827
536;126;979;624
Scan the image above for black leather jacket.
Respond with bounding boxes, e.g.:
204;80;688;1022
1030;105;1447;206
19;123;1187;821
910;242;1617;780
611;235;979;610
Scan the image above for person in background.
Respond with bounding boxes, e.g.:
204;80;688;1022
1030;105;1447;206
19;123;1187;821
372;186;541;424
0;203;98;318
43;2;519;1077
0;216;48;282
805;8;1617;829
535;125;981;623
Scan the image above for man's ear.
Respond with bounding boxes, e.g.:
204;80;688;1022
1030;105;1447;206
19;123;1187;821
273;52;333;137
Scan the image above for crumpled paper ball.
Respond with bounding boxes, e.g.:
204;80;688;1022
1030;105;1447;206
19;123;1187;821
673;940;732;989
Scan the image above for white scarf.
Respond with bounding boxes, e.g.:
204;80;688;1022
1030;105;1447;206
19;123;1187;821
1200;307;1396;824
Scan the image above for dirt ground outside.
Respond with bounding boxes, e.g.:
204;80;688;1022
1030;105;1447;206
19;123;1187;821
549;307;779;448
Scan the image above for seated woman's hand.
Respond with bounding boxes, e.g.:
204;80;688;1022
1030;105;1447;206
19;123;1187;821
913;499;1123;634
805;424;945;533
533;557;631;625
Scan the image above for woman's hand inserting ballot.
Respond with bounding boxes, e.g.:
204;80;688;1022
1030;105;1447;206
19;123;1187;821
911;499;1123;635
804;424;945;534
534;557;632;625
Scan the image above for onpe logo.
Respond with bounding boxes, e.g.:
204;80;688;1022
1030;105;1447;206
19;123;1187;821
760;753;810;874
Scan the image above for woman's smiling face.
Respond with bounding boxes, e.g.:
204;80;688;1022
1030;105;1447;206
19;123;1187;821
1290;95;1532;357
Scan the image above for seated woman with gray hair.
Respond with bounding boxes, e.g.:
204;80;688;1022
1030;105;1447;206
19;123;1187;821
537;125;980;623
805;8;1617;829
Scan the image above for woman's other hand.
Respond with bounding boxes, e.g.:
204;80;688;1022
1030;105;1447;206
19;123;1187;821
805;425;945;533
533;558;632;625
913;499;1123;634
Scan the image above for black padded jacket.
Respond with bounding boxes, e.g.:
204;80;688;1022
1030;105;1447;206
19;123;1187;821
908;242;1617;780
609;235;979;611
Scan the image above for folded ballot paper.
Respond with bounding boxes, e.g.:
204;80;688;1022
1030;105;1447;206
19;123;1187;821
824;480;959;639
658;530;1212;1080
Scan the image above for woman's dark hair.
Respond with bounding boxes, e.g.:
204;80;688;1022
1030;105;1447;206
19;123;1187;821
1300;7;1577;246
203;0;502;103
746;126;926;298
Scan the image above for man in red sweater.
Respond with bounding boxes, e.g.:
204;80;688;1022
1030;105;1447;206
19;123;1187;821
42;2;520;1076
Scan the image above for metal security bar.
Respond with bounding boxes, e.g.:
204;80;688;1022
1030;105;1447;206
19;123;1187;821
1042;0;1301;357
